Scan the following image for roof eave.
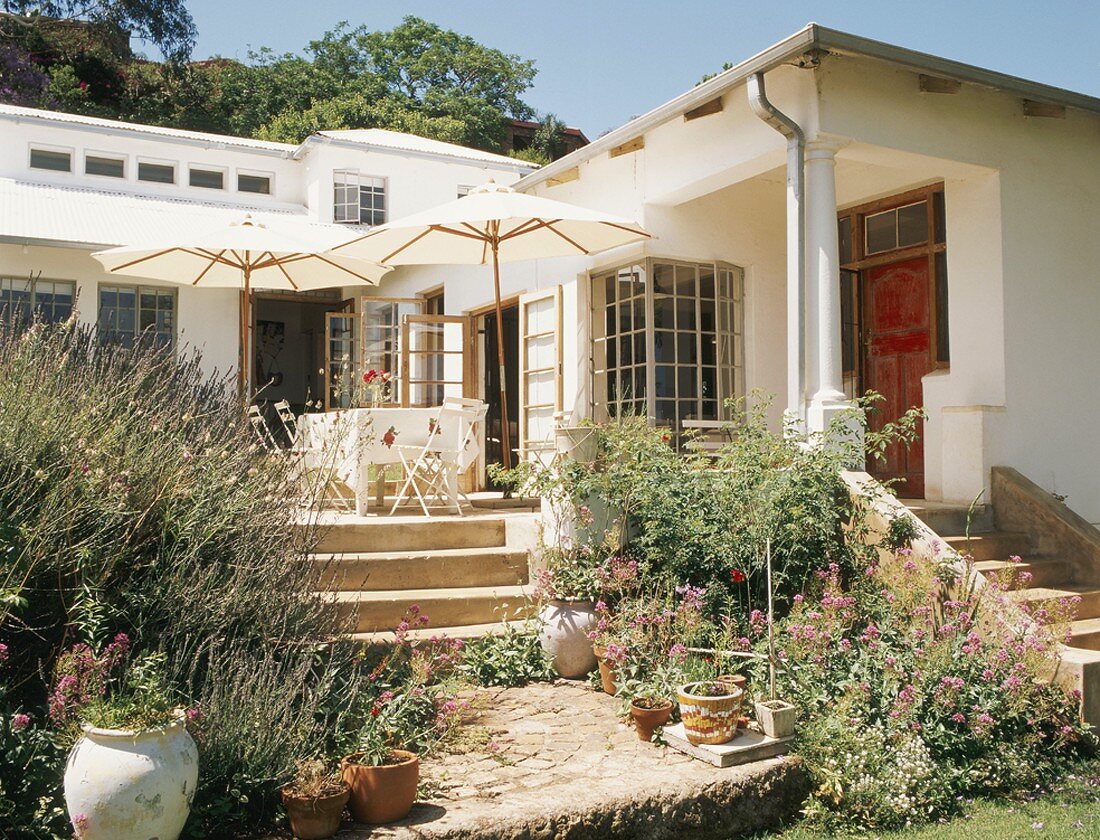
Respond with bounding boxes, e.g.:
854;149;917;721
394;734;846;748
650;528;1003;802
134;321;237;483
295;133;540;173
517;22;1100;191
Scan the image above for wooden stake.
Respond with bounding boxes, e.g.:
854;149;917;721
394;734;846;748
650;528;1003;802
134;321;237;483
767;538;776;701
491;230;512;472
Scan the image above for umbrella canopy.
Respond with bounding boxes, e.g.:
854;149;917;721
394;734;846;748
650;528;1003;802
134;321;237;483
331;180;652;470
93;214;392;397
330;180;651;266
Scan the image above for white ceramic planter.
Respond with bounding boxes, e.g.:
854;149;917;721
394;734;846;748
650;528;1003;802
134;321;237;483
64;717;198;840
538;599;598;678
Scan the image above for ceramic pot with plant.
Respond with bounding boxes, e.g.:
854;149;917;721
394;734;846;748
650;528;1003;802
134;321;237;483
592;644;619;695
677;680;743;745
539;599;599;678
55;641;197;840
342;749;420;824
755;699;797;738
629;696;673;741
281;759;349;839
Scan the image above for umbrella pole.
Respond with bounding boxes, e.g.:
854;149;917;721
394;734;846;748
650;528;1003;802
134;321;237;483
491;238;512;474
239;266;251;404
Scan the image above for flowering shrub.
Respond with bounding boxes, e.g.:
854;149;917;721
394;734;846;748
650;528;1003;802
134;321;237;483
348;608;468;766
772;549;1093;830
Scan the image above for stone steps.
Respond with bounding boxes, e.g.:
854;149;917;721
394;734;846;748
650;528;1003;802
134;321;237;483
349;620;524;645
1006;585;1100;623
903;499;993;535
1068;617;1100;651
943;531;1031;561
327;586;532;634
313;516;508;554
973;557;1074;589
313;547;529;591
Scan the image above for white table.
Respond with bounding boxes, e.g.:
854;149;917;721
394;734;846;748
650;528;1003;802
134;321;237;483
295;407;443;514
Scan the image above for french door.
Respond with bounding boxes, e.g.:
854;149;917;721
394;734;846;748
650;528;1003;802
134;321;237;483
518;287;563;451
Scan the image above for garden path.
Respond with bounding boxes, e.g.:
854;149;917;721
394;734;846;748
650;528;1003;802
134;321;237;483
337;681;808;839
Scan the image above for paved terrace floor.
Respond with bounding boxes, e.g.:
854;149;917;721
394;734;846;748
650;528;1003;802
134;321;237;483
304;681;808;840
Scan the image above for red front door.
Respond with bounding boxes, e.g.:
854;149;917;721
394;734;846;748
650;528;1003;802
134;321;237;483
863;257;932;497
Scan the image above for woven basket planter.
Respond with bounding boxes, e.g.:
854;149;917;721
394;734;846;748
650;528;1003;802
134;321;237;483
677;681;743;745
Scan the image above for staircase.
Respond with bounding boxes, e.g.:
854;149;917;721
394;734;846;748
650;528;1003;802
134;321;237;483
905;500;1100;655
311;512;536;642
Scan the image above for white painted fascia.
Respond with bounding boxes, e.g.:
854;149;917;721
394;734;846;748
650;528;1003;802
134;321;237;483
293;133;539;175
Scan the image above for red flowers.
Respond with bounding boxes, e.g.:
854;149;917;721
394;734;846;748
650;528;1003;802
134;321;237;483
382;426;397;447
363;369;392;384
730;568;746;583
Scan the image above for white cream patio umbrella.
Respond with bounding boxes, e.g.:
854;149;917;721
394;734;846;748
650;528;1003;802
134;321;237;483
93;214;392;398
330;180;652;469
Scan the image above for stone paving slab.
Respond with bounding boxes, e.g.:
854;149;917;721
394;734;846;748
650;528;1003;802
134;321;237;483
328;681;809;840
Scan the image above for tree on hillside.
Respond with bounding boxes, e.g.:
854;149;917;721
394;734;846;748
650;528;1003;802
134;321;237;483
1;0;196;60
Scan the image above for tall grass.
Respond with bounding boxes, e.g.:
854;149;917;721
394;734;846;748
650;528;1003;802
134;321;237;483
0;319;364;836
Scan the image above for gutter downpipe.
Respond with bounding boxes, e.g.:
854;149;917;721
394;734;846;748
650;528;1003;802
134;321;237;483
747;71;806;433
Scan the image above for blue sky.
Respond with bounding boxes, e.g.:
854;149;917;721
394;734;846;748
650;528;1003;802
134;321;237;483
178;0;1099;139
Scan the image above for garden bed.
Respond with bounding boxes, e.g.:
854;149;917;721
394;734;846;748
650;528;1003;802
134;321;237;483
286;681;808;840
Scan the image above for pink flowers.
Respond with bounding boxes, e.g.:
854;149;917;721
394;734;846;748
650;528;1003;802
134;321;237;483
11;713;30;731
0;642;7;665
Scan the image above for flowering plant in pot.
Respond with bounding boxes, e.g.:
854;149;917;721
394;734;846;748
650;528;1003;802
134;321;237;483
677;679;744;745
342;609;465;825
281;759;349;840
361;368;393;406
51;636;198;840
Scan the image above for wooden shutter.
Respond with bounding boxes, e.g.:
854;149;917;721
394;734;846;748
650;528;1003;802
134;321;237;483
518;286;563;452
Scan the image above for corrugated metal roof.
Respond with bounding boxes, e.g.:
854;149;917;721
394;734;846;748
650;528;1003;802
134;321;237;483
0;103;297;155
0;178;358;248
313;128;538;169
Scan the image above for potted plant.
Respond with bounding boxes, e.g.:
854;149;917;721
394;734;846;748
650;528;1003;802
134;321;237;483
281;759;349;839
677;680;743;745
341;748;419;825
555;423;598;464
755;538;797;738
629;695;674;742
53;637;198;840
535;544;604;679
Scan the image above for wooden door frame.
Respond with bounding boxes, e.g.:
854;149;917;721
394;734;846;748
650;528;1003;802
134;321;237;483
837;183;948;395
398;313;475;407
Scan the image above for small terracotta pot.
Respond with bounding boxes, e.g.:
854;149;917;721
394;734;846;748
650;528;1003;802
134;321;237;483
677;681;743;745
341;750;419;825
592;646;617;695
280;784;349;839
716;674;749;727
630;700;673;742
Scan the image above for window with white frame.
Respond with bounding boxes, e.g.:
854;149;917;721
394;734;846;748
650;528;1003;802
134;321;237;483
0;278;75;326
30;147;72;172
98;285;176;348
333;170;386;225
591;259;744;431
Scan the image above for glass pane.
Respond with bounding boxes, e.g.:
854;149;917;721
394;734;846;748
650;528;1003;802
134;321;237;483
633;333;646;366
701;334;716;366
655;400;676;422
701;367;716;401
655;365;675;398
618;335;632;367
933;191;946;244
838;216;853;264
678;367;697;398
189;168;224;189
238;173;271;194
30;149;71;172
140;309;156;330
617;300;632;333
141;292;156;309
865;209;896;254
653;330;675;363
935;251;950;363
897;201;928;248
633;367;646;400
603;274;616;305
700;298;716;332
675;296;696;331
605;305;616;337
699;267;715;301
86;155;124;178
653;263;674;298
632;297;646;331
653;294;674;329
138;162;175;184
701;400;718;420
675;265;696;298
676;332;697;365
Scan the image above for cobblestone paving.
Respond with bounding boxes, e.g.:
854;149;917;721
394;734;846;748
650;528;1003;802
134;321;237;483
341;680;807;840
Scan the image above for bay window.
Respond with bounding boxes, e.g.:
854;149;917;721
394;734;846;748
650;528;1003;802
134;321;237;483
591;259;744;431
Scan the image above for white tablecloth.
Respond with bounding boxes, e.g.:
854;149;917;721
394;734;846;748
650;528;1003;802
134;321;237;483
295;407;442;514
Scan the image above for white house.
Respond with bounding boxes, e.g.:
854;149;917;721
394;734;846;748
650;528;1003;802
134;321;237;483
3;24;1100;522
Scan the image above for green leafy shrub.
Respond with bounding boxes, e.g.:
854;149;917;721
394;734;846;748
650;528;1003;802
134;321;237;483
0;320;362;836
772;550;1093;829
458;622;555;688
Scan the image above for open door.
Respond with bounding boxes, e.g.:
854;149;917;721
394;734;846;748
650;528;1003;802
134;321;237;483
400;314;473;407
360;297;423;406
324;310;360;410
518;286;563;456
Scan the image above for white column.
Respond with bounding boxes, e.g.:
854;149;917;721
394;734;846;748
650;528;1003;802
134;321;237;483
804;139;851;434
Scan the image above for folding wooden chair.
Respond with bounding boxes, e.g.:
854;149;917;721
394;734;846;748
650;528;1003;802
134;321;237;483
390;402;485;516
273;399;298;445
247;404;279;451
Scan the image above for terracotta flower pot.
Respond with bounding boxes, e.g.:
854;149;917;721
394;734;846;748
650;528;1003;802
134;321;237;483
630;699;673;742
677;681;743;746
716;674;750;728
280;784;349;839
341;750;419;825
591;645;617;695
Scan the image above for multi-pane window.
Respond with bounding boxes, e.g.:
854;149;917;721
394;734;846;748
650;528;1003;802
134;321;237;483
98;285;176;348
333;170;386;225
864;201;928;255
361;298;422;404
0;278;75;326
30;148;72;172
591;259;744;431
238;172;272;195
